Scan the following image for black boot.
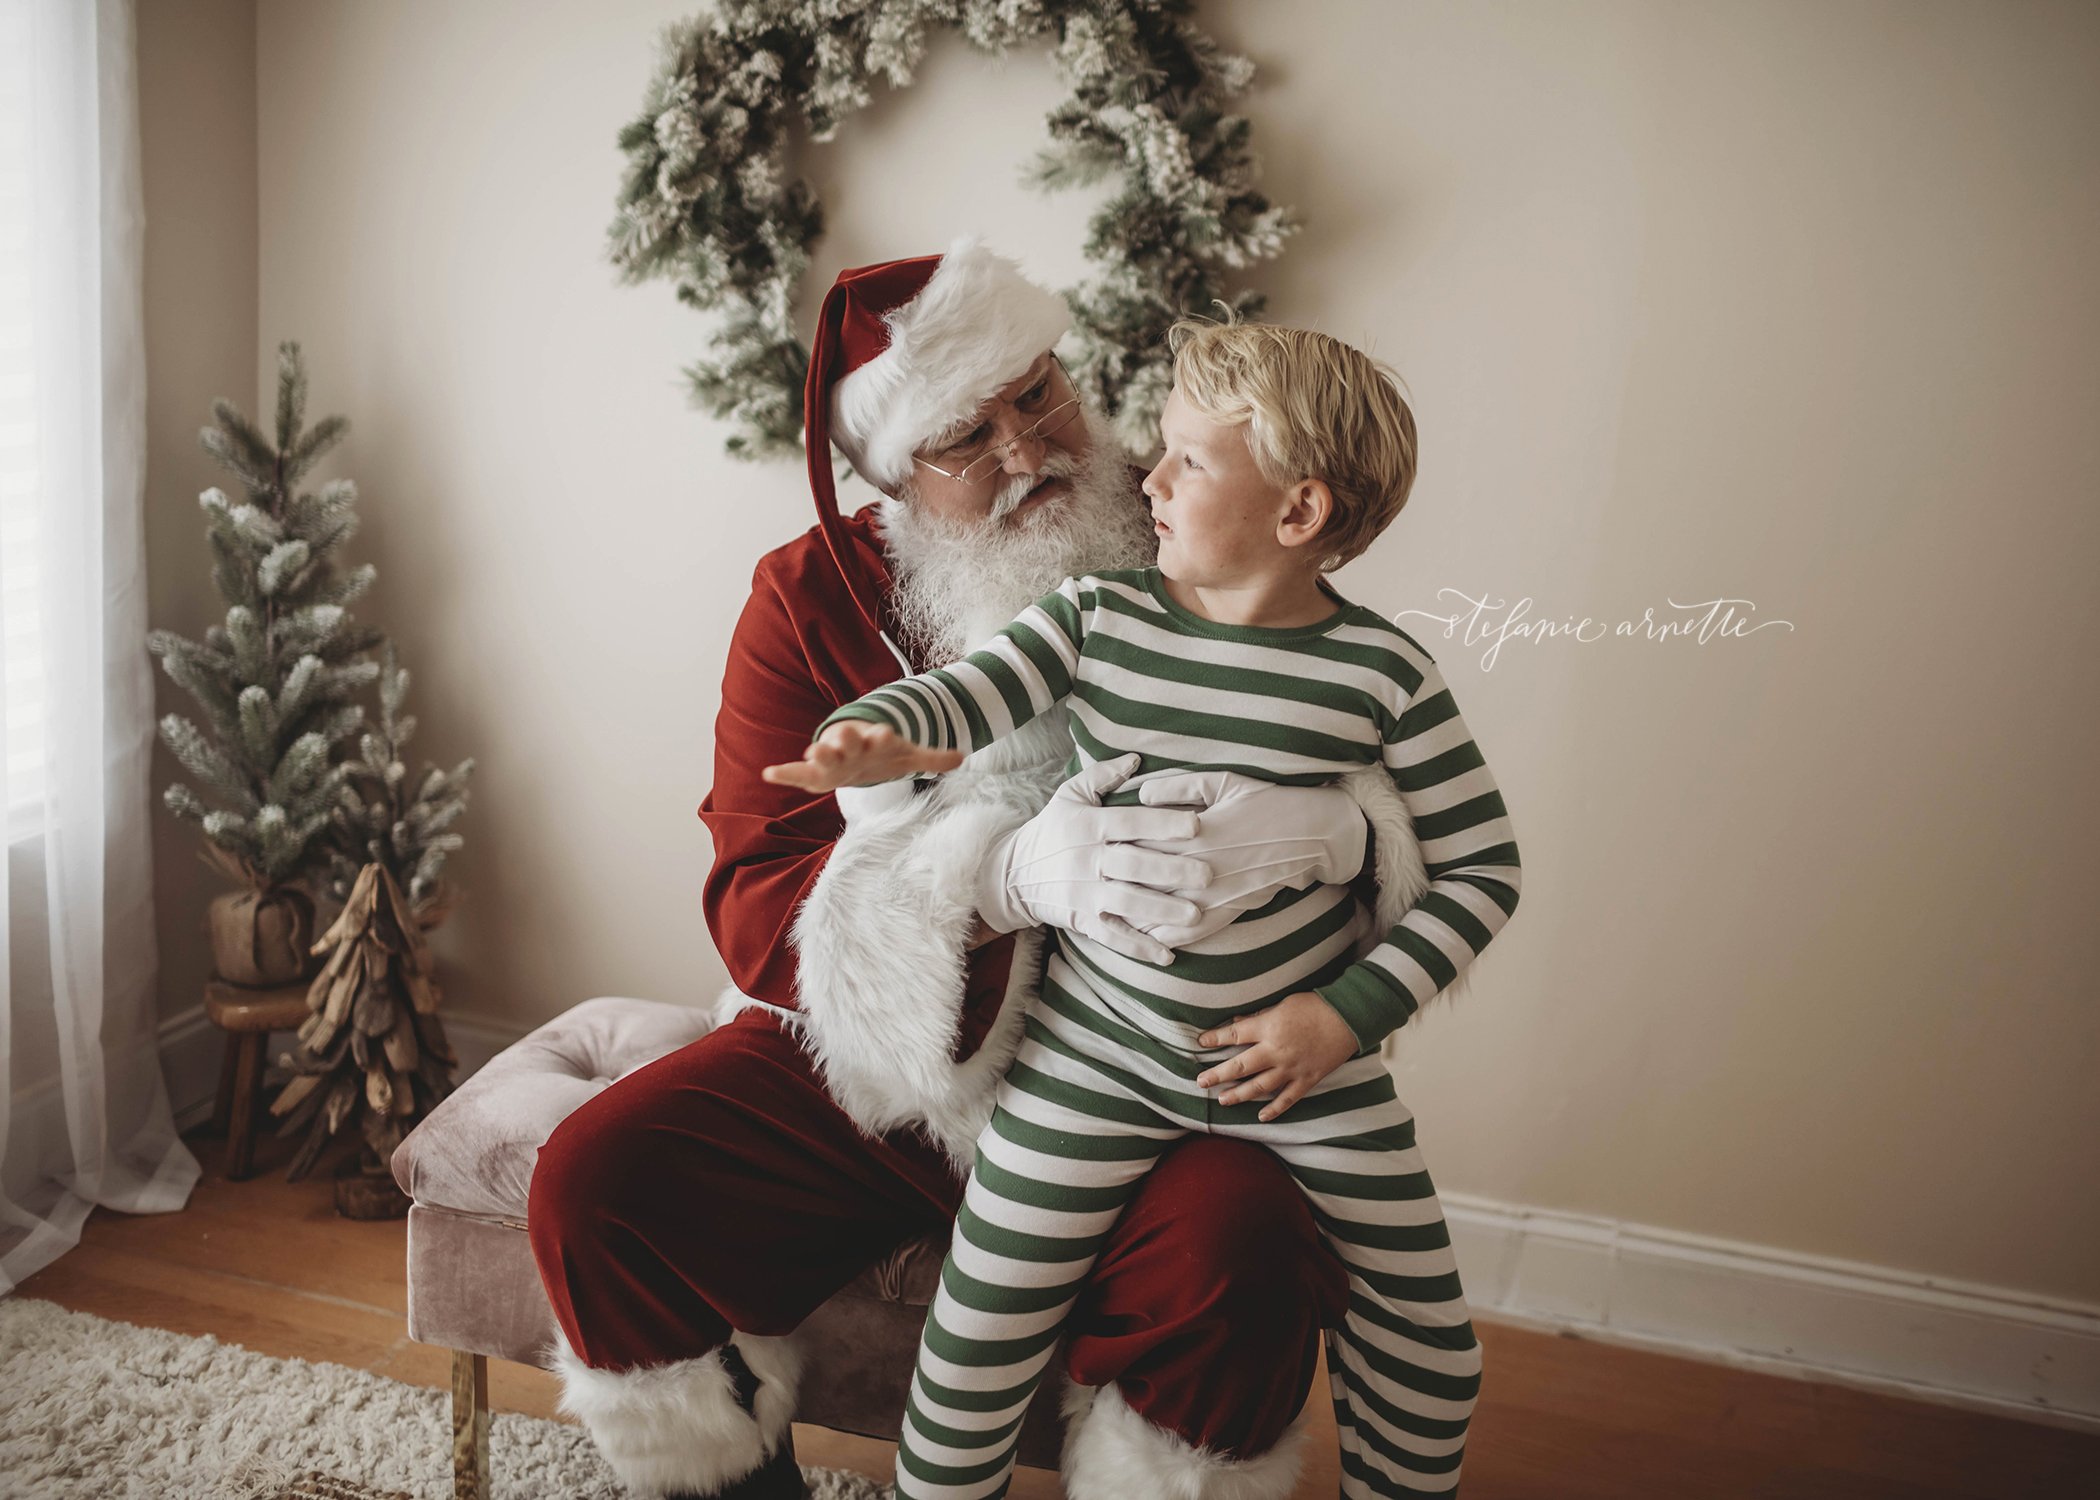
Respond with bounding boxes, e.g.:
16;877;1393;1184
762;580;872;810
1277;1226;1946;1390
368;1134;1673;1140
665;1341;808;1500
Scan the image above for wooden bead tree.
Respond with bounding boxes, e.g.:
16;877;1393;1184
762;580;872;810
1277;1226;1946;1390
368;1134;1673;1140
270;642;474;1187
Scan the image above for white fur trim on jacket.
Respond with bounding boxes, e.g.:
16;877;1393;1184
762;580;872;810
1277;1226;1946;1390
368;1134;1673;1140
784;787;1040;1168
1338;761;1477;1024
831;234;1072;491
545;1325;802;1498
1060;1378;1312;1500
786;709;1075;1169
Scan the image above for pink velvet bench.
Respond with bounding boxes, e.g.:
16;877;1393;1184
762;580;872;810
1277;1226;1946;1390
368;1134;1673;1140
391;995;1068;1499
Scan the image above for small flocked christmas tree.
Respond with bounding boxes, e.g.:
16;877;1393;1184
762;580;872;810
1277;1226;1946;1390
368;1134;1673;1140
148;343;382;979
323;643;476;913
271;642;476;1185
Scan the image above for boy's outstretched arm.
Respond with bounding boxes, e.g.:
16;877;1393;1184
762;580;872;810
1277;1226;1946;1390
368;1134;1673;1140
761;719;963;792
811;574;1087;759
1314;649;1525;1054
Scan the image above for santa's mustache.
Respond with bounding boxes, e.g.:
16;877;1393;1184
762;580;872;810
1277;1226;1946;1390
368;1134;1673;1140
984;452;1085;524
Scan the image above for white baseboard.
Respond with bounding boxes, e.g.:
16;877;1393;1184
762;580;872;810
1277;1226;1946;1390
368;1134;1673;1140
1444;1193;2100;1433
147;1009;2100;1433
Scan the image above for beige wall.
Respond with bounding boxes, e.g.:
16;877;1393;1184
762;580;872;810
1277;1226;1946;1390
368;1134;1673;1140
139;0;257;1036
138;1;2100;1304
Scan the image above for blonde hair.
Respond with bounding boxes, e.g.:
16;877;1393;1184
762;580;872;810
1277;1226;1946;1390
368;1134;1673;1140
1166;312;1417;571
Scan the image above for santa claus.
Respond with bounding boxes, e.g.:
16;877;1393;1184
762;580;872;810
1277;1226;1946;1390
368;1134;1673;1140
528;239;1400;1499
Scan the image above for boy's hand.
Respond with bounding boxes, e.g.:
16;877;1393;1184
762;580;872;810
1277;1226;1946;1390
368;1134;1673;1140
1196;992;1360;1122
761;720;964;793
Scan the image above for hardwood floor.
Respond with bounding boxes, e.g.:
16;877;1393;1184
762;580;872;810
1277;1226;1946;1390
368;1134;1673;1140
16;1130;2097;1499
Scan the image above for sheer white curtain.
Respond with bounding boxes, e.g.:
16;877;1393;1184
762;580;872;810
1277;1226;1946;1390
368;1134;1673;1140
0;0;198;1293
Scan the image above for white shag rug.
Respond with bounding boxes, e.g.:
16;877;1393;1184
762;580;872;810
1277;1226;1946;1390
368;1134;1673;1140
0;1297;887;1500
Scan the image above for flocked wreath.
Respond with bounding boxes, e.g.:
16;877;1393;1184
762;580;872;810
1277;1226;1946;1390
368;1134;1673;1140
608;0;1297;461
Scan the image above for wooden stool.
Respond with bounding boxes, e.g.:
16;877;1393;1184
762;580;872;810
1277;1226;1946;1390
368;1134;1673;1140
204;978;310;1180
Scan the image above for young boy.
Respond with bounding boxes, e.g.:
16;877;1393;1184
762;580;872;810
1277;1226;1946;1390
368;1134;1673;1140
765;319;1523;1499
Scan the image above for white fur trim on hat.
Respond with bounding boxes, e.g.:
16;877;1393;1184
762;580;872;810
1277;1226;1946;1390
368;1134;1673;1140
831;234;1072;491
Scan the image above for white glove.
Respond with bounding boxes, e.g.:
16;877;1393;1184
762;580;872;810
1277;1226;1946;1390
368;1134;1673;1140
1129;770;1370;950
974;754;1213;966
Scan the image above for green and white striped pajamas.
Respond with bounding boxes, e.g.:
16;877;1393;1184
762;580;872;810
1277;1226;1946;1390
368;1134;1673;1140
820;567;1522;1498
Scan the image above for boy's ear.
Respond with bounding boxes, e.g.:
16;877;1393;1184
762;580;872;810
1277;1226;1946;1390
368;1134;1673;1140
1276;478;1334;553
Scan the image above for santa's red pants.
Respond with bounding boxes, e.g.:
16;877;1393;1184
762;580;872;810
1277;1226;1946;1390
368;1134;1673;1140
528;1005;1352;1460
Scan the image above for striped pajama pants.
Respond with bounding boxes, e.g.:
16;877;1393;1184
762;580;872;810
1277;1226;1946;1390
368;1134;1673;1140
891;945;1483;1500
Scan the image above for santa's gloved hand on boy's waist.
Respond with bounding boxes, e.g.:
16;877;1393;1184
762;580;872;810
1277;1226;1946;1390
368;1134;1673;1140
973;753;1369;966
1129;767;1370;949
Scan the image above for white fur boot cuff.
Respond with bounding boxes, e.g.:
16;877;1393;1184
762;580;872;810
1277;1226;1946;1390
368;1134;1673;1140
1060;1378;1312;1500
545;1327;802;1497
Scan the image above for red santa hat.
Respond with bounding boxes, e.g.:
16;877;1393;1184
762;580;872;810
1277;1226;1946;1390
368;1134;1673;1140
804;236;1071;629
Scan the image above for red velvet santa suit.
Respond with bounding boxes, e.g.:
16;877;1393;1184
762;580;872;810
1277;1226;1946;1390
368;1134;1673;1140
528;240;1385;1500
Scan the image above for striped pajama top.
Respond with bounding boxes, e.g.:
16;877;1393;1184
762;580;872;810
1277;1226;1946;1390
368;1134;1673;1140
818;565;1522;1054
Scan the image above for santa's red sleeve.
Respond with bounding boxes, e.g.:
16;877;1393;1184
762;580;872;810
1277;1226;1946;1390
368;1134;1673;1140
697;546;1048;1170
697;563;848;1009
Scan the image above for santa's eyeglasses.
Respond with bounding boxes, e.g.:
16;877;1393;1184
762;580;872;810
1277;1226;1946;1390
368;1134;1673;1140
912;356;1082;487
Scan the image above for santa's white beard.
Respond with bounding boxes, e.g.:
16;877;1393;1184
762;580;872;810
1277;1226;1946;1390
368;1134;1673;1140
878;432;1158;662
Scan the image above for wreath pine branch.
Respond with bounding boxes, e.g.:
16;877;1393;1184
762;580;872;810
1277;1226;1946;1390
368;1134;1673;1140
608;0;1298;462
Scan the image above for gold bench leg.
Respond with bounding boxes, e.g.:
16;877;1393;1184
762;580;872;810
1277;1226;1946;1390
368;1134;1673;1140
451;1349;490;1500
